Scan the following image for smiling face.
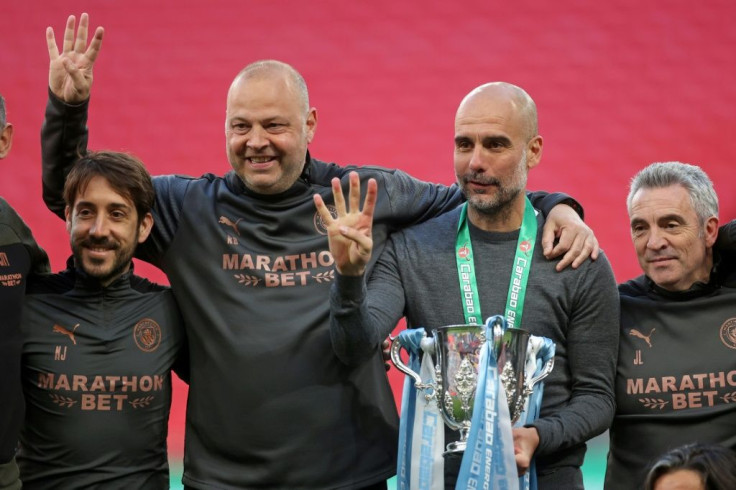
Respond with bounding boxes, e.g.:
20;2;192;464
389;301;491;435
225;69;317;195
453;83;542;229
66;176;152;286
629;184;718;291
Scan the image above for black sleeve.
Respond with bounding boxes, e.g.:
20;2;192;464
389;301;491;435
716;220;736;286
527;191;584;219
0;201;50;461
172;339;190;384
40;89;90;220
40;91;181;267
371;168;585;234
716;220;736;250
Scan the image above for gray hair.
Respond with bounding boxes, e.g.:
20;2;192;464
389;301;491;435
0;94;6;127
627;161;719;225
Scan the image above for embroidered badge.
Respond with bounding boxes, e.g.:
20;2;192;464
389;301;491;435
313;205;337;235
133;318;162;353
719;318;736;350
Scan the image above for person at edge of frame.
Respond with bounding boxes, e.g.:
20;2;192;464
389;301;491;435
0;94;50;490
605;162;736;490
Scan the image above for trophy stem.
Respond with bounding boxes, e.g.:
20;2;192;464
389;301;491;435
445;426;469;454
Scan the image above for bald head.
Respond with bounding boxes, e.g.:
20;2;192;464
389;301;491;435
229;60;310;115
456;82;538;142
224;60;317;194
453;82;543;228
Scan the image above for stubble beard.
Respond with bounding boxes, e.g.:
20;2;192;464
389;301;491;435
71;235;136;285
461;152;528;221
466;185;523;222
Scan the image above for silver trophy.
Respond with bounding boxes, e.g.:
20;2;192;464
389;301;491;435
391;320;555;453
391;324;486;453
497;327;555;424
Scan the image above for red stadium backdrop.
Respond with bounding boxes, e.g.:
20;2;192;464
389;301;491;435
3;1;735;488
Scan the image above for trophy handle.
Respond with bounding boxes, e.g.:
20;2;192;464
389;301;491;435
390;336;434;391
528;357;555;387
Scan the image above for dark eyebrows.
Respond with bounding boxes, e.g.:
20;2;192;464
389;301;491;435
657;214;686;224
629;217;646;229
630;214;685;229
229;115;288;125
454;135;471;146
453;134;512;148
482;135;511;147
74;200;132;213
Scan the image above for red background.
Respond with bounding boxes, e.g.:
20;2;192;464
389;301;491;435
3;0;735;484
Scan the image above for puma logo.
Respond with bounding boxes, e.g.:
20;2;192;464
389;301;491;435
219;216;242;236
629;328;656;348
53;323;80;345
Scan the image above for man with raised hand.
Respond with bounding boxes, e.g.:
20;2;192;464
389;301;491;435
317;82;620;489
18;151;186;489
41;14;601;489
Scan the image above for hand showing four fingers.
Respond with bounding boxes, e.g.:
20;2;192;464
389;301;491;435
47;13;104;103
313;172;377;277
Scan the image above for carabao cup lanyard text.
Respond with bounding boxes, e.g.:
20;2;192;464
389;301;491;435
454;196;538;326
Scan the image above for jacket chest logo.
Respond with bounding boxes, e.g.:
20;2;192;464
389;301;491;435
313;205;337;236
720;318;736;350
53;323;80;345
133;318;162;352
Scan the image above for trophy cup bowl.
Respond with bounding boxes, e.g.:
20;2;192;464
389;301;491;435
390;324;486;453
497;327;555;424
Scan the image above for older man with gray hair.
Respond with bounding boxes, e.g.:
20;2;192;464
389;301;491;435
0;95;49;490
605;161;736;490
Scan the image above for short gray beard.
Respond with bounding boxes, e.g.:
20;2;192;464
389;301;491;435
460;151;527;219
468;186;523;220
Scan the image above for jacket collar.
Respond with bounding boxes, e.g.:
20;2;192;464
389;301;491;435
645;251;725;300
65;255;134;294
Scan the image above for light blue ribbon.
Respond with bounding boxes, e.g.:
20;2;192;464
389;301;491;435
396;329;426;490
456;315;519;490
516;336;555;490
396;328;443;490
